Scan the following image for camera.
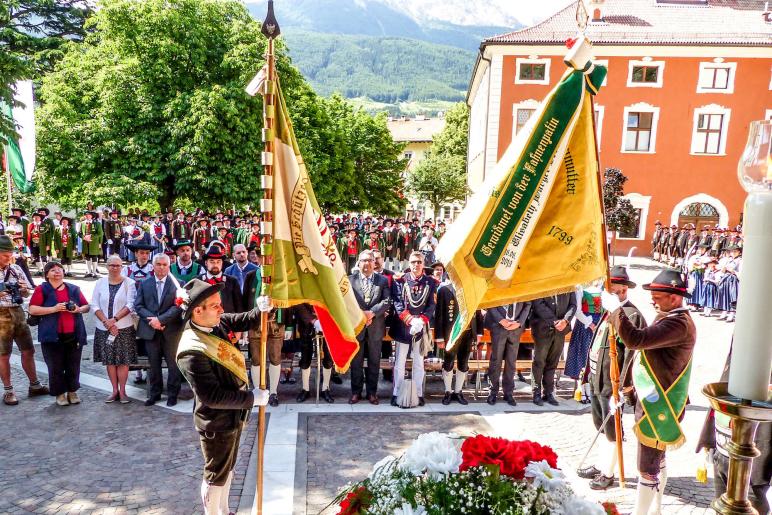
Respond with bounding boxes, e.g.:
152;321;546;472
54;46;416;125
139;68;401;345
0;282;24;305
65;301;77;312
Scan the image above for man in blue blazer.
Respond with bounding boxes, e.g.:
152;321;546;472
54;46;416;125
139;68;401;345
134;254;184;406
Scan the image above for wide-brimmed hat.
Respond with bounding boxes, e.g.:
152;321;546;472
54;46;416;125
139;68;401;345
642;269;691;298
171;240;194;251
203;247;227;261
178;278;225;320
11;207;26;216
609;265;636;288
125;242;156;252
84;210;99;218
37;207;50;216
0;235;14;252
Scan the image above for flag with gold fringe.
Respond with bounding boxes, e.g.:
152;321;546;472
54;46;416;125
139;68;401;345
436;60;607;351
255;69;365;372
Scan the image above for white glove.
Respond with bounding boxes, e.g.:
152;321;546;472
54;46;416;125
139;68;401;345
256;295;272;312
107;239;113;244
608;396;625;411
253;389;270;407
313;319;322;333
284;330;293;340
601;290;621;313
408;317;425;336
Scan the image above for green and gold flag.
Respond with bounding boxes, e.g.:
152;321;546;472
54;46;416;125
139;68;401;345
1;81;36;194
437;61;607;351
255;71;365;372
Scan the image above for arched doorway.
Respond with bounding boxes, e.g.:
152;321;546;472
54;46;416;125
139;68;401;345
678;202;720;228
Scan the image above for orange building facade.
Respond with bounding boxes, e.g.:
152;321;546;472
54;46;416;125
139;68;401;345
466;0;772;254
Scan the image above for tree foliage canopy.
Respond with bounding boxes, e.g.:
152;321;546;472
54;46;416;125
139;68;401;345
603;167;638;236
406;102;469;215
35;0;405;213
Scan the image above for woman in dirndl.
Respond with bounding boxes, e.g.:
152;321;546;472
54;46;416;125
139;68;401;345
564;284;603;384
687;244;711;311
701;261;721;317
715;245;741;322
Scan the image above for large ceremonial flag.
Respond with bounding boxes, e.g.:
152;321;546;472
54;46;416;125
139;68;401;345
437;61;608;351
254;70;365;371
1;80;36;194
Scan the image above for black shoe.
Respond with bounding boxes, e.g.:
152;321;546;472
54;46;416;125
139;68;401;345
296;390;310;403
517;372;527;383
166;397;177;407
418;396;425;407
543;394;559;406
144;396;160;407
486;393;497;405
321;390;334;404
577;465;601;479
504;394;517;407
331;374;343;385
456;392;469;406
268;394;279;407
390;395;398;407
442;392;452;405
134;376;147;385
590;474;615;490
533;393;544;406
348;394;361;405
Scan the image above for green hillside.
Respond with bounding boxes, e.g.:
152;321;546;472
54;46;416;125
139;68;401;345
283;30;475;105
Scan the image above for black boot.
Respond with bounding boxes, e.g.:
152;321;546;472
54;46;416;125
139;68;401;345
533;390;544;406
268;393;279;407
456;392;469;406
296;390;310;403
390;395;398;407
442;392;452;405
321;389;335;404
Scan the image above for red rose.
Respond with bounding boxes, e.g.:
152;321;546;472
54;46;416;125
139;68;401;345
603;502;621;515
460;436;558;479
174;297;185;307
337;486;371;515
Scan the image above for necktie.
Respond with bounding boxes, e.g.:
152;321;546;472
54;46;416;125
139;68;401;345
362;275;372;303
156;280;164;304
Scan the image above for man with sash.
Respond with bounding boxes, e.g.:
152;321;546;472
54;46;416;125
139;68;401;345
175;278;270;515
80;210;104;278
53;217;77;277
170;240;201;283
608;269;696;515
577;266;646;490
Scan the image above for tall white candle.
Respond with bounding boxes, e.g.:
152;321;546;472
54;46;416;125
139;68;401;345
727;191;772;401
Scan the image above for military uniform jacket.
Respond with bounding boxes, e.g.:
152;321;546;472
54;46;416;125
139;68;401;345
589;301;646;397
434;283;483;346
27;222;43;248
177;310;261;432
53;225;77;258
79;219;104;255
390;271;436;343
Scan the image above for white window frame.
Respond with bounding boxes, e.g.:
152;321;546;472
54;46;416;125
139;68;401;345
627;59;665;88
616;193;652;241
690;104;731;156
594;104;605;152
696;61;737;94
594;59;608;86
515;57;550;85
765;109;772;121
621;103;660;154
512;99;540;139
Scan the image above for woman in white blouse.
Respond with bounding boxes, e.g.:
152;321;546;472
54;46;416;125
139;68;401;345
91;254;137;403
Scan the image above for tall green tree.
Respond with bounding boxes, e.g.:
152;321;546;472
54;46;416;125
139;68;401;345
1;0;89;138
406;102;469;215
603;167;638;255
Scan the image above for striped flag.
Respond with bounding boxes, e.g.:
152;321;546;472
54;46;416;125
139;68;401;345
255;71;365;371
1;81;36;194
437;60;608;351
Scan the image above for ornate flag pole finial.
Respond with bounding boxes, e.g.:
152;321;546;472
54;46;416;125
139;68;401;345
261;0;281;39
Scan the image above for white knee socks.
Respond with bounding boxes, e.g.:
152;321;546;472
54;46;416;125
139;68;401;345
442;369;453;392
602;438;618;478
454;371;467;393
201;480;223;515
301;367;311;391
322;367;332;391
219;471;234;515
251;365;260;389
652;464;668;514
634;477;658;515
268;364;281;394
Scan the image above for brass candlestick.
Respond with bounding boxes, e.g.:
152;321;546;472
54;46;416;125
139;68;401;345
702;382;772;515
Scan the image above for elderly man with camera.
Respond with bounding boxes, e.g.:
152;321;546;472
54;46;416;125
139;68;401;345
0;235;49;406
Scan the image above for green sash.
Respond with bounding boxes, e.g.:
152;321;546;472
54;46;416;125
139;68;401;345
177;327;248;386
633;350;692;450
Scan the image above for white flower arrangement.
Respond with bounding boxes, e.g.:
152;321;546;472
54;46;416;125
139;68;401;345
175;287;190;310
400;432;462;480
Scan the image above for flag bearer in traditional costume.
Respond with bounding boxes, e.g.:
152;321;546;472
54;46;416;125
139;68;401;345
170;240;202;283
434;280;482;406
607;269;696;515
53;217;77;276
577;266;646;490
80;211;104;278
175;279;270;515
390;251;436;407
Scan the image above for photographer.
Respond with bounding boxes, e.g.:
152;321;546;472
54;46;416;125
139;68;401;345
28;261;90;407
0;235;49;406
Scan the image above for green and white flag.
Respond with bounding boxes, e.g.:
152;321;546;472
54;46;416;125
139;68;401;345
1;80;36;194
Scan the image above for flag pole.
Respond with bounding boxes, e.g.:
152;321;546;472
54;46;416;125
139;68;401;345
257;2;280;513
589;90;626;489
2;147;12;215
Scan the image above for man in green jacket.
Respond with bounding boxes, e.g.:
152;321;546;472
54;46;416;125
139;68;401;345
79;210;104;278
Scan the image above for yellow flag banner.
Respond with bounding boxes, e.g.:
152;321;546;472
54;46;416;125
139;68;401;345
437;62;607;351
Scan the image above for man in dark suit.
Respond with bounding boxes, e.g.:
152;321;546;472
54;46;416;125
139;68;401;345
529;292;577;406
348;250;391;405
484;301;532;406
199;247;242;314
134;253;184;406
